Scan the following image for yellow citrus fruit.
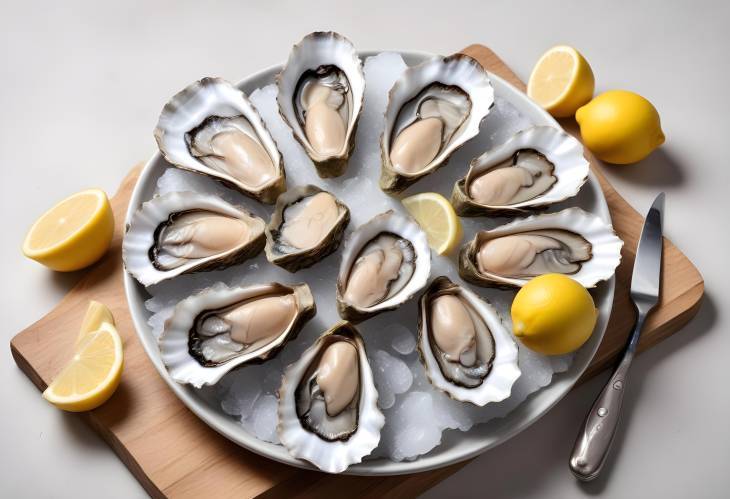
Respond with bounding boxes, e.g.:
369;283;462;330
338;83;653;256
23;189;114;271
527;45;595;118
42;322;124;412
402;192;463;255
511;274;597;355
576;90;665;164
77;300;115;346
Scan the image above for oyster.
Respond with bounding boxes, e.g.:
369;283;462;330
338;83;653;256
380;54;494;193
277;32;365;178
123;192;265;286
452;126;589;216
158;282;315;387
336;210;431;323
155;77;285;204
459;208;623;288
265;185;350;272
278;321;384;473
418;277;520;405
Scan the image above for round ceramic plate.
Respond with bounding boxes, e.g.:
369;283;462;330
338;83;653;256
124;50;614;475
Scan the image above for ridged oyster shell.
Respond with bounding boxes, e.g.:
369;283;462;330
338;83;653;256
336;210;431;323
154;77;285;204
380;54;494;193
264;185;350;272
451;126;590;216
158;282;315;388
458;207;623;288
123;191;265;286
418;276;520;405
276;31;365;178
277;321;383;473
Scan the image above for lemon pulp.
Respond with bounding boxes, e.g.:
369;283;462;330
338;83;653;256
527;45;595;118
402;192;463;255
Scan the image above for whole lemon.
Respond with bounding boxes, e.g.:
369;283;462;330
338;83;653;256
575;90;665;164
511;274;597;355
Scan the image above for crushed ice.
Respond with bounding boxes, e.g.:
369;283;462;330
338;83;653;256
145;52;575;460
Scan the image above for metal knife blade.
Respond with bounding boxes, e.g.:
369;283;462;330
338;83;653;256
630;192;665;306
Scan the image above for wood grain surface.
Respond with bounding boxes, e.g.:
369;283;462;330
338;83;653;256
10;45;704;499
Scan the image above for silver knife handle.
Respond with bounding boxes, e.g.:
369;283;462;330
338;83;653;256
569;349;633;481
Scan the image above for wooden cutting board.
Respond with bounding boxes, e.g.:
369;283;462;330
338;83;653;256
10;45;704;499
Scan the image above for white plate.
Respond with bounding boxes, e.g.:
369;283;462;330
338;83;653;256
124;51;614;475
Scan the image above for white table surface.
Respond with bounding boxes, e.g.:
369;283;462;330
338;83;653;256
2;1;728;497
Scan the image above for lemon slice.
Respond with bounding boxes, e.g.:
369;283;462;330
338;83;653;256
22;189;114;271
527;45;595;118
402;192;463;255
43;322;124;412
77;301;115;346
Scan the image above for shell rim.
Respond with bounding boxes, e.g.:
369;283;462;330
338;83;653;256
123;49;616;476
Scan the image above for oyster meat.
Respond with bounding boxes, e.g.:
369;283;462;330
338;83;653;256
452;126;589;216
277;32;365;178
123;192;265;286
159;282;316;387
418;277;520;405
265;185;350;272
336;211;431;323
380;54;494;193
459;208;623;288
278;322;383;473
155;77;285;204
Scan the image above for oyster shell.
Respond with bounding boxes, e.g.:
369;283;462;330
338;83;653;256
451;126;589;216
278;321;383;473
418;276;520;405
265;185;350;272
154;77;285;204
158;282;315;388
336;210;431;323
459;207;623;288
380;54;494;193
277;32;365;178
123;192;265;286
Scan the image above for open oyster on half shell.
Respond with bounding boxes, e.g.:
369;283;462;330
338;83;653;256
451;126;589;216
154;77;286;204
158;282;316;388
336;210;431;323
278;321;384;473
459;207;623;288
123;192;266;286
265;185;350;272
276;31;365;178
379;54;494;193
418;276;520;405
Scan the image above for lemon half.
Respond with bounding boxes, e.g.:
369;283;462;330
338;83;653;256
22;189;114;271
402;192;463;255
527;45;595;118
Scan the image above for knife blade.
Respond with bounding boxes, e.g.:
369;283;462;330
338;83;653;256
569;193;665;481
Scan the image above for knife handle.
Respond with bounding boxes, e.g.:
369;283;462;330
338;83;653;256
569;351;633;481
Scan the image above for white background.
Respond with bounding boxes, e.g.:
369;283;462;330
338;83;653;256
1;1;728;497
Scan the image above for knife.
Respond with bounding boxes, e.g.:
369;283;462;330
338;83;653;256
569;192;665;481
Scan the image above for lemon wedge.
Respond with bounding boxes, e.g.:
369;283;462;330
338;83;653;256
511;274;597;355
22;189;114;271
42;322;124;412
77;300;115;346
527;45;595;118
402;192;463;255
